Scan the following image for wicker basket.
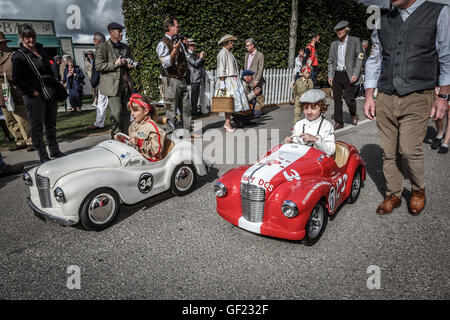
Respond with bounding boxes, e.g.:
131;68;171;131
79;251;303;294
211;96;234;113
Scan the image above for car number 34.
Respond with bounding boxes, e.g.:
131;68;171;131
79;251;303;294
328;174;348;212
138;173;154;194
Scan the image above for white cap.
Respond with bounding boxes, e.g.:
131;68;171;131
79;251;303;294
299;89;326;103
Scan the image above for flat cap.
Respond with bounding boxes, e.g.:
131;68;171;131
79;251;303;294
187;38;196;45
299;89;326;104
218;34;237;45
334;20;349;31
241;69;255;77
107;22;125;31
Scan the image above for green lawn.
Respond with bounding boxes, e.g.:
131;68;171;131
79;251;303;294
0;104;170;151
0;108;111;151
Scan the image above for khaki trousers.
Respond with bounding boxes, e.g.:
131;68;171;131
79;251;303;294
0;104;32;146
162;76;192;132
376;90;434;197
293;99;305;124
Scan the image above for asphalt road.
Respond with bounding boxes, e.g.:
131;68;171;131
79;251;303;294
0;99;448;300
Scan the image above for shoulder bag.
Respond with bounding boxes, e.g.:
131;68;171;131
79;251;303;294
19;49;68;102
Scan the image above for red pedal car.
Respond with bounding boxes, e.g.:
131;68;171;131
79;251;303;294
214;141;365;245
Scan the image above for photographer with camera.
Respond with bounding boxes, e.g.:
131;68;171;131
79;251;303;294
156;17;199;138
95;22;136;138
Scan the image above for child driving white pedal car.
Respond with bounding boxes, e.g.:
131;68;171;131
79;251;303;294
115;94;171;162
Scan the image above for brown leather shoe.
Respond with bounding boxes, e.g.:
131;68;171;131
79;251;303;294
376;195;402;215
87;125;102;130
409;188;426;216
334;123;344;130
351;115;358;126
8;144;27;151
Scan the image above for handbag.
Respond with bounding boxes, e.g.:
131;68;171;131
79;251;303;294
211;81;234;113
2;72;15;111
19;49;68;102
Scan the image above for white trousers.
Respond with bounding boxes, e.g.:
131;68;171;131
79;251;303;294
93;92;109;128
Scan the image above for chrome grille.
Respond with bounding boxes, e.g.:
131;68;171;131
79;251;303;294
36;174;52;208
241;183;265;222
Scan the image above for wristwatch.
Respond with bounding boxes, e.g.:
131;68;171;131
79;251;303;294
437;93;450;101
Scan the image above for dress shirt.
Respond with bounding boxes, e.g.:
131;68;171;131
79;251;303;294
247;49;256;70
294;55;303;75
365;0;450;89
292;115;335;156
336;35;349;71
156;34;173;69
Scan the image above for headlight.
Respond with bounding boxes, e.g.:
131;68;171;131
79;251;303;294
282;200;298;218
23;172;33;186
54;188;66;203
214;182;227;198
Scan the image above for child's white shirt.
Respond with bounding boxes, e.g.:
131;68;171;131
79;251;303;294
292;116;335;155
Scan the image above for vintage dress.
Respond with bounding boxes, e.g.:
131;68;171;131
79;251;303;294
214;47;249;112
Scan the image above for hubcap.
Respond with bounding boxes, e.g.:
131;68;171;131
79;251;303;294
174;166;194;192
88;193;116;224
351;171;361;198
307;204;324;239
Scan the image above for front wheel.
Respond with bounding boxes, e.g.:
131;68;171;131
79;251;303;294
302;201;328;246
170;164;197;196
79;188;120;231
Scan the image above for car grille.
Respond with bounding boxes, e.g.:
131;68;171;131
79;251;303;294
36;174;52;208
240;183;265;223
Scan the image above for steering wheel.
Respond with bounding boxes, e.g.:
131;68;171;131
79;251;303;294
283;135;295;144
115;133;132;146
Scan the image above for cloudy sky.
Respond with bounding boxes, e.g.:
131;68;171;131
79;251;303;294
0;0;448;44
0;0;124;43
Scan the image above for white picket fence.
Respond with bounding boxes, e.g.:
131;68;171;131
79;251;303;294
204;68;295;110
157;68;295;113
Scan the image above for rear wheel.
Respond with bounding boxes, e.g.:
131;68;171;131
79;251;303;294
170;164;197;196
79;188;120;231
346;167;362;204
302;201;328;246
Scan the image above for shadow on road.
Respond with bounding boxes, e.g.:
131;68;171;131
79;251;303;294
360;144;386;197
112;166;220;228
423;125;437;145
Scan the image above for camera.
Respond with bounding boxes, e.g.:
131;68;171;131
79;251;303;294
172;34;186;43
124;58;141;69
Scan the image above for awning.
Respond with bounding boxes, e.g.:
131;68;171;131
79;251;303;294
5;34;61;48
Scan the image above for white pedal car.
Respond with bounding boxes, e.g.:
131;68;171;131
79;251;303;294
23;136;208;231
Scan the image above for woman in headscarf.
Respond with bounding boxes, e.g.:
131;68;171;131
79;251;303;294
215;34;249;132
